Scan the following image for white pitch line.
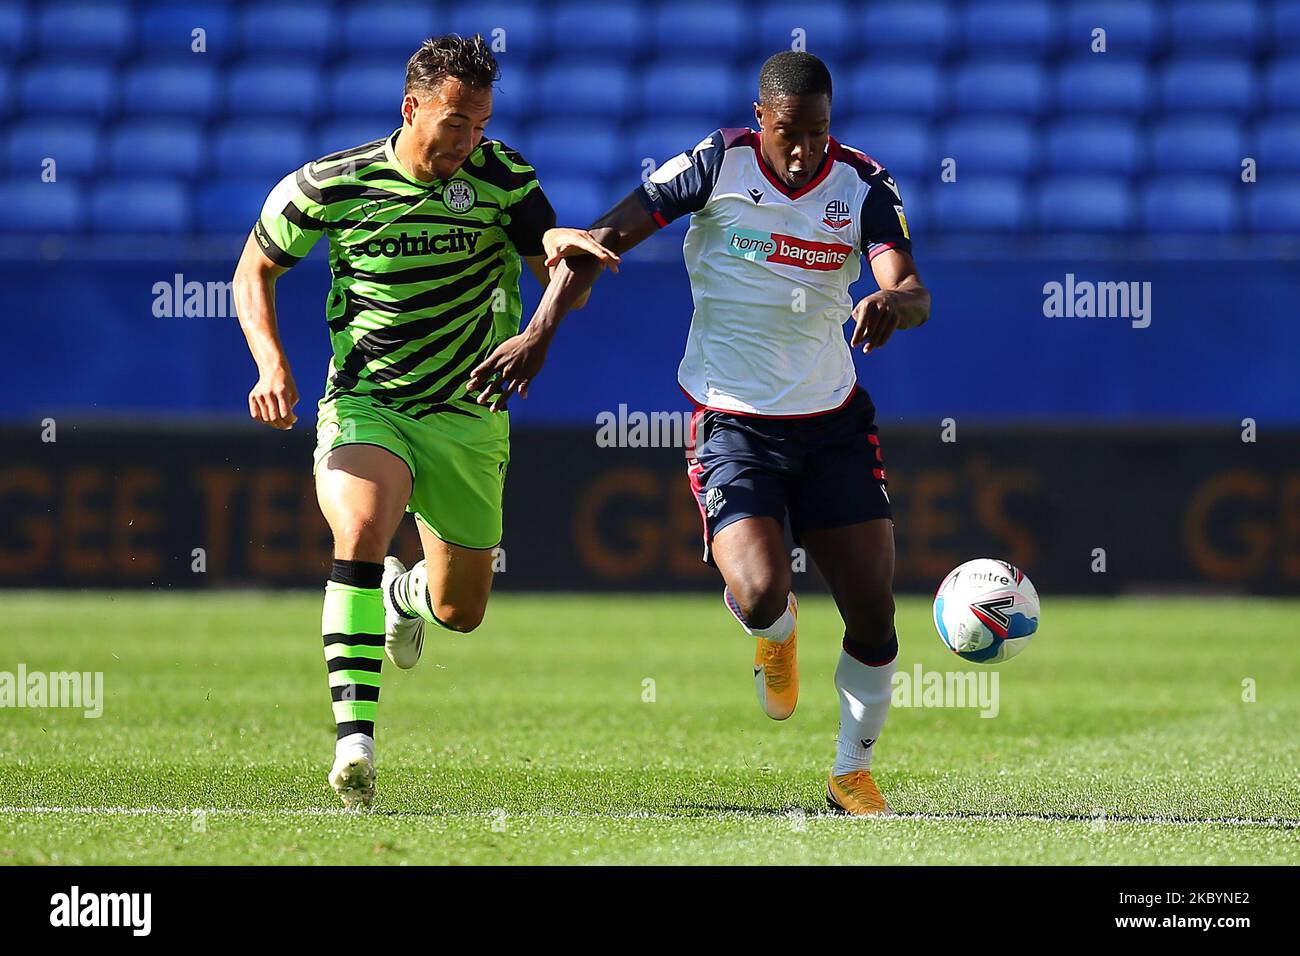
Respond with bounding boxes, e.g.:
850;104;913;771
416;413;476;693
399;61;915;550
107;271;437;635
892;812;1300;829
1;806;1297;828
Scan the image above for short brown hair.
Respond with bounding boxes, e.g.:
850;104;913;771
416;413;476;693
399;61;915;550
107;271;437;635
404;34;500;95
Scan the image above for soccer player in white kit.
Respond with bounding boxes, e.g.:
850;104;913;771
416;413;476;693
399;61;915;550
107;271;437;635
469;51;931;814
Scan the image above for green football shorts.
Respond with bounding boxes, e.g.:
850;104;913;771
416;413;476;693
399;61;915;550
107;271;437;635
314;393;509;550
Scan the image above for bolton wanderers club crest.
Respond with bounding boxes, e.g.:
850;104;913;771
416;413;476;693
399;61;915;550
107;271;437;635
823;199;852;229
443;180;476;213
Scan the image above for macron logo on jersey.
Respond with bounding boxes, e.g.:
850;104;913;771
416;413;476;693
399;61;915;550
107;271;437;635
725;228;853;272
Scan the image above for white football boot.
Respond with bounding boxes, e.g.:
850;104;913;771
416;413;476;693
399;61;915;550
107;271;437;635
382;555;424;669
329;733;376;810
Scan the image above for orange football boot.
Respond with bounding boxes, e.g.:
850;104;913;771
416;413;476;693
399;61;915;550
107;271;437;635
752;593;799;720
826;770;891;816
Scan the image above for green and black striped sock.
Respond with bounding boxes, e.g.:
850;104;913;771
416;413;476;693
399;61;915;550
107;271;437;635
322;559;385;743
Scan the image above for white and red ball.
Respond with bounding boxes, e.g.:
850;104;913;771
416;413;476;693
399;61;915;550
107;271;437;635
933;559;1040;664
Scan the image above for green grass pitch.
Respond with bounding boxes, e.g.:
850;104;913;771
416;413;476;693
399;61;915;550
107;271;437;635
1;592;1297;865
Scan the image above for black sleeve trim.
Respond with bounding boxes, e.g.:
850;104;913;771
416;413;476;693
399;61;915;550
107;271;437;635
859;169;913;258
503;185;557;256
252;219;303;267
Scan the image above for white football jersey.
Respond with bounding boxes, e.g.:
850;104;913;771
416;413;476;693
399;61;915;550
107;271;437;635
637;128;911;417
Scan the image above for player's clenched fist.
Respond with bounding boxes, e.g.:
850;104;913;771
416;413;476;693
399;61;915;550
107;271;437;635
850;291;902;354
249;364;300;430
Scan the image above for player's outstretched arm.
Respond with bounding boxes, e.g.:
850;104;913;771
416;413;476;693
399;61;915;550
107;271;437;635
522;226;620;313
850;249;931;354
524;226;623;310
542;227;622;273
467;192;658;410
232;231;300;430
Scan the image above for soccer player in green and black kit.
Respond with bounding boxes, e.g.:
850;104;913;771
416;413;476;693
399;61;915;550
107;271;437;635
232;35;617;808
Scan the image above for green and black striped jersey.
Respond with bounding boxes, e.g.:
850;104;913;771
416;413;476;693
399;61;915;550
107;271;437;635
254;129;555;419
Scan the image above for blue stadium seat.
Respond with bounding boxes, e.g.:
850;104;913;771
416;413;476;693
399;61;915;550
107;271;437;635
226;63;323;119
1043;118;1142;175
1160;59;1256;114
939;117;1037;175
538;175;611;227
108;120;205;178
21;63;117;117
651;3;751;60
835;118;934;181
313;121;391;159
1055;60;1151;115
1276;2;1300;52
960;1;1056;54
1149;118;1245;175
759;2;852;60
0;2;28;58
951;61;1046;116
491;65;535;121
122;62;220;117
929;176;1028;232
3;0;1296;242
550;2;644;58
37;3;132;58
1244;181;1300;232
90;179;190;233
1256;118;1300;173
1063;2;1161;57
1169;1;1260;54
636;63;745;123
195;178;269;234
5;120;100;179
340;4;436;55
539;64;631;119
1035;176;1134;232
240;4;336;58
1141;178;1240;233
527;121;626;178
328;62;403;117
137;5;236;59
0;178;85;232
214;122;310;178
630;120;718;168
846;62;944;117
1264;58;1300;111
859;2;955;56
445;3;547;63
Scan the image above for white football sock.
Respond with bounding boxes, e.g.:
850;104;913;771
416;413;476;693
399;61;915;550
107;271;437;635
833;649;897;774
336;731;374;762
724;589;795;643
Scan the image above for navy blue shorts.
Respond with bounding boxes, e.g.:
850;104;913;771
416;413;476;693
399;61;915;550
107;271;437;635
686;387;892;565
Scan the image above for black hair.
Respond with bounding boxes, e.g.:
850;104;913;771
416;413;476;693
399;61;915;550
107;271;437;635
758;50;833;104
405;34;500;94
